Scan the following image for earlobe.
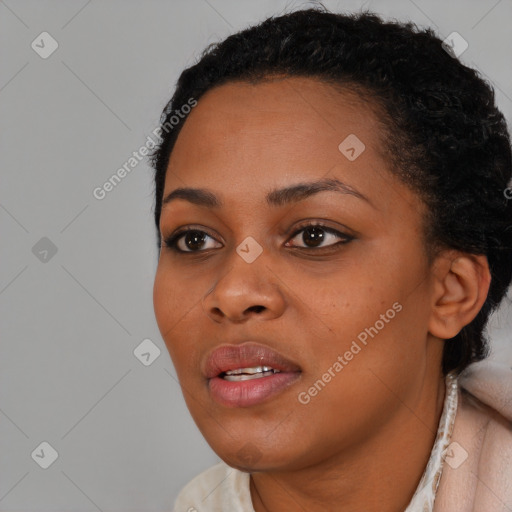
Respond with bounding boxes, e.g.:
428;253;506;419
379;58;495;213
428;252;491;340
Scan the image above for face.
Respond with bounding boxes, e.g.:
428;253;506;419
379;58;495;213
153;77;443;472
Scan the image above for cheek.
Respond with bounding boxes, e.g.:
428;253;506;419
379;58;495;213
153;263;210;370
153;264;197;353
288;257;428;374
153;266;176;332
153;262;204;322
283;269;395;344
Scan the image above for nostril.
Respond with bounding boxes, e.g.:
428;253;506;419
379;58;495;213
247;305;265;314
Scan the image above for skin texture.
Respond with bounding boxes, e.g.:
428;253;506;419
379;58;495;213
153;77;490;511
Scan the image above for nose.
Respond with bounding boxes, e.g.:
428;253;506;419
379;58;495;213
202;250;287;324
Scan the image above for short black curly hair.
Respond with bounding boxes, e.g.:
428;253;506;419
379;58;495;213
149;7;512;375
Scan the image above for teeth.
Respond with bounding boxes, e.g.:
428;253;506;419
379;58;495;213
224;370;278;381
223;366;281;381
224;366;277;375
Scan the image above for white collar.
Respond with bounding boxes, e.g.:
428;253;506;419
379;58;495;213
405;372;459;512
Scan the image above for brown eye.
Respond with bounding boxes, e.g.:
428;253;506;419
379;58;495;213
286;224;352;249
301;226;325;247
182;230;207;251
164;229;222;252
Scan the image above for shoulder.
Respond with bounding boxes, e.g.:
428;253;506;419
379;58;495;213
435;361;512;511
458;359;512;422
172;461;254;512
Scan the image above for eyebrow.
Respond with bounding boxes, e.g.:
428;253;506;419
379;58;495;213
161;177;372;209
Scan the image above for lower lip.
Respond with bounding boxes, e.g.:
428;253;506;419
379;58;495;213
208;372;301;407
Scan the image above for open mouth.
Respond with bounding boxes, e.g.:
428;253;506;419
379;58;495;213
203;341;302;407
220;366;282;381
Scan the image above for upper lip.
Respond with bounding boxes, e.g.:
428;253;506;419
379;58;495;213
203;341;302;379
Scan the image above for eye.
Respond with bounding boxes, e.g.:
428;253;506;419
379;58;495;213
163;228;222;253
285;223;353;249
163;223;352;253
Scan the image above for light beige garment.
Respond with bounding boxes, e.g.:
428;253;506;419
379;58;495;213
173;361;512;511
434;360;512;511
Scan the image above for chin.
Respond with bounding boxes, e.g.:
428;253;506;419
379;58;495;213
214;439;307;474
221;454;281;473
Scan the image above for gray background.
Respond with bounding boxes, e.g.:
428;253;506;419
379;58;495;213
1;0;511;510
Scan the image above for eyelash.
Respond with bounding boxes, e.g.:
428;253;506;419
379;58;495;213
162;221;353;254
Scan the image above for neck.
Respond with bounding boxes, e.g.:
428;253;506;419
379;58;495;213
250;372;446;512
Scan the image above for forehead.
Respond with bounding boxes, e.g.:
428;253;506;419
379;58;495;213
177;77;383;141
165;77;390;191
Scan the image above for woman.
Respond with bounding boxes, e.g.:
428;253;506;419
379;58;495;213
150;7;512;511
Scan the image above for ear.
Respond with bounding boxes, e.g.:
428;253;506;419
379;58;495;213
428;251;491;339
